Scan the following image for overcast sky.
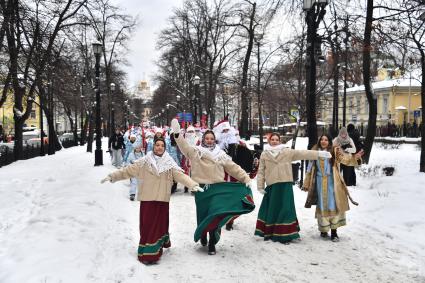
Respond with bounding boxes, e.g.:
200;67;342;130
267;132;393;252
114;0;184;91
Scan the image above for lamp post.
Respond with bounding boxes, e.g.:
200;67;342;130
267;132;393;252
304;0;329;149
176;94;181;125
161;108;165;127
193;75;200;123
110;82;116;133
93;42;103;166
166;104;170;126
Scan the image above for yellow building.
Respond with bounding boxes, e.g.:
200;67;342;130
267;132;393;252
0;86;41;135
321;78;422;126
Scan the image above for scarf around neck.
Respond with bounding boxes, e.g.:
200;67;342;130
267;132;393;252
306;149;331;176
143;151;183;176
196;144;230;163
263;144;286;158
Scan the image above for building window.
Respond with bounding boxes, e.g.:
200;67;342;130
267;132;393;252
349;98;353;114
383;96;388;114
30;109;36;119
365;99;369;114
356;97;361;113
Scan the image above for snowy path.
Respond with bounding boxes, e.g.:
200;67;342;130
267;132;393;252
0;140;424;283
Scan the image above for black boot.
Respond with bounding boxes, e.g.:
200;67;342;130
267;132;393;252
130;194;135;201
225;222;233;231
320;232;329;238
331;229;339;242
200;235;208;246
208;231;216;255
184;187;188;193
171;182;177;194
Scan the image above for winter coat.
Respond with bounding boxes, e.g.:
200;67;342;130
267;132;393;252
348;128;364;153
123;139;142;165
257;149;319;192
166;138;182;165
108;133;125;150
175;134;251;185
109;156;198;202
303;147;360;214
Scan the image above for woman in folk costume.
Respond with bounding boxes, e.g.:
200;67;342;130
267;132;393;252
181;125;200;193
214;121;259;231
334;126;358;186
170;119;254;255
255;133;332;244
302;134;363;242
101;137;202;264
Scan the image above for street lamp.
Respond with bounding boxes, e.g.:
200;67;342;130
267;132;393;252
92;41;103;166
193;75;200;123
110;82;116;133
176;94;181;115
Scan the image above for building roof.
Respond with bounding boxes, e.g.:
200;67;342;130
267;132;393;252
346;78;422;93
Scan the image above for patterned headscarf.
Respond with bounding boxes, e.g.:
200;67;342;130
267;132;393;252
201;130;216;150
335;127;351;146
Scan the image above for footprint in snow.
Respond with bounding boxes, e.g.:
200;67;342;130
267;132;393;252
46;177;56;182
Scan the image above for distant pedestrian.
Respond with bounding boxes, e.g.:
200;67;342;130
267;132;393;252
108;128;125;168
333;127;357;186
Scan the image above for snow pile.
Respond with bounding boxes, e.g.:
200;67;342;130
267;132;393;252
0;139;424;282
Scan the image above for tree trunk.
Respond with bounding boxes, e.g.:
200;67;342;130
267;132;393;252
362;0;376;164
13;85;24;160
305;9;318;149
419;51;425;172
73;110;78;146
86;111;95;153
239;2;256;139
80;113;88;146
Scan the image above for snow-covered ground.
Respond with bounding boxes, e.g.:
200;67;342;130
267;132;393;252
0;139;424;283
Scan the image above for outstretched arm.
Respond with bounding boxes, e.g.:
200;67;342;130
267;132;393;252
291;149;320;161
107;162;141;182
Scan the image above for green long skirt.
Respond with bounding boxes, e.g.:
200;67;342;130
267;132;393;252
255;182;300;242
194;182;255;245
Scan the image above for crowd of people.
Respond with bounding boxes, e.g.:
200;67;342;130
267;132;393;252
101;119;364;265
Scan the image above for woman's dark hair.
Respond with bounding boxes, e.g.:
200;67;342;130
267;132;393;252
202;130;216;141
346;123;355;133
268;132;281;142
154;136;166;149
313;134;335;166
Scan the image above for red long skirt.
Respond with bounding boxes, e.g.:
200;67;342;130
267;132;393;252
138;201;171;263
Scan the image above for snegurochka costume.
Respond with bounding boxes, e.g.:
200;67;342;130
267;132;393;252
255;144;328;243
303;146;361;241
172;120;254;255
105;150;199;264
